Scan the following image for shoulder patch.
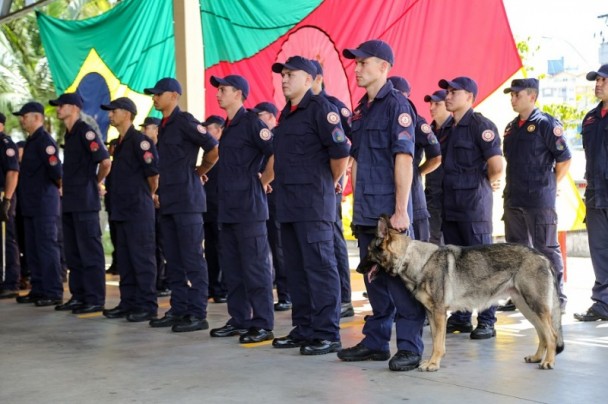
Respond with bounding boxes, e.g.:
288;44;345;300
527;124;536;133
421;123;431;134
197;124;207;134
89;141;99;152
327;111;340;125
556;138;565;151
48;155;58;166
45;145;56;155
481;129;496;142
6;148;15;157
427;134;438;144
85;131;96;141
553;126;564;137
340;107;351;118
143;151;154;164
398;113;412;127
398;130;413;141
259;128;272;141
140;140;151;151
332;127;346;143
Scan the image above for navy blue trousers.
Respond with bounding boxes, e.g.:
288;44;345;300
63;211;106;305
24;215;62;299
281;220;340;341
115;219;158;313
204;220;226;298
161;213;208;318
334;197;351;304
0;194;21;291
585;207;608;316
267;217;290;302
220;221;274;330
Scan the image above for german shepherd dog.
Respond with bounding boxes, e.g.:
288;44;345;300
357;215;564;371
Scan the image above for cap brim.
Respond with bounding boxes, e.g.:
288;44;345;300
12;111;24;116
143;88;163;95
100;104;116;111
586;71;608;81
49;99;61;106
342;48;373;60
271;63;287;73
438;79;459;90
210;76;230;88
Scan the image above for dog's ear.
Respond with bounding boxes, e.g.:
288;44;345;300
377;215;391;239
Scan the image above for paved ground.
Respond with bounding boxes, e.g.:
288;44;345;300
1;253;606;403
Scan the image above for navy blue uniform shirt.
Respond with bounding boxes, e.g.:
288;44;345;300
109;126;159;221
582;102;608;208
62;119;109;212
274;89;350;223
442;109;502;222
425;116;453;199
0;132;19;189
503;108;571;209
350;81;416;227
157;107;218;214
203;165;219;223
218;107;273;223
320;90;352;140
18;126;62;216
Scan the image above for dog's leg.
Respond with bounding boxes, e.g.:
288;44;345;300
538;312;557;370
513;294;549;365
419;309;446;372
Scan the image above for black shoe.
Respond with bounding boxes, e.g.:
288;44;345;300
497;299;516;311
172;315;209;333
274;300;292;311
340;302;355;318
272;335;307;349
55;299;85;311
73;305;104;314
337;342;391;361
212;295;227;303
150;313;184;328
470;323;496;340
574;307;608;322
446;320;473;333
35;298;63;307
239;328;274;344
210;323;248;337
103;306;131;319
127;311;157;322
156;288;171;297
0;289;19;299
362;291;368;298
300;339;341;355
16;293;42;304
388;350;421;371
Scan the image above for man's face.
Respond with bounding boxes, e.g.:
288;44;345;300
354;56;385;88
595;76;608;102
108;109;130;127
510;90;535;114
429;101;448;120
152;91;176;111
216;85;241;110
311;74;323;94
206;123;223;141
142;124;159;140
281;68;310;101
56;104;76;120
257;111;277;130
445;87;472;112
19;113;40;134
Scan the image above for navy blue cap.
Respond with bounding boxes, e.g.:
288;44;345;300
310;60;323;76
586;64;608;81
388;76;411;95
13;101;44;116
144;77;182;95
438;76;478;98
0;112;5;124
139;117;161;127
272;56;317;76
424;90;448;103
202;115;225;127
210;75;250;100
503;78;539;94
100;97;138;116
252;102;279;117
49;92;83;109
343;40;394;65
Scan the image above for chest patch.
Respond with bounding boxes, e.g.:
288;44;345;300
398;113;412;127
527;124;536;133
327;112;340;125
481;129;495;142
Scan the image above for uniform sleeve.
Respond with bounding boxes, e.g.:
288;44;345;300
39;139;62;180
250;116;273;158
333;98;353;140
182;114;219;151
136;135;160;178
80;126;110;163
542;118;572;163
390;95;416;157
473;118;502;160
0;140;19;172
416;117;441;159
314;100;350;159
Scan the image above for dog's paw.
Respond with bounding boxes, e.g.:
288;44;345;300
524;355;542;364
418;360;440;372
538;361;554;370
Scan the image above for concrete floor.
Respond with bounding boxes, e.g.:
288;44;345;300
1;255;607;404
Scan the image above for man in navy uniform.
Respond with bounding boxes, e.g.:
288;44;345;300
500;78;571;313
423;90;452;245
389;76;442;242
310;60;354;318
0;112;20;299
338;40;425;371
101;97;159;322
253;102;291;312
439;76;504;338
575;64;608;322
144;78;219;333
200;115;227;304
271;56;350;355
208;75;275;344
14;102;63;306
50;93;111;314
